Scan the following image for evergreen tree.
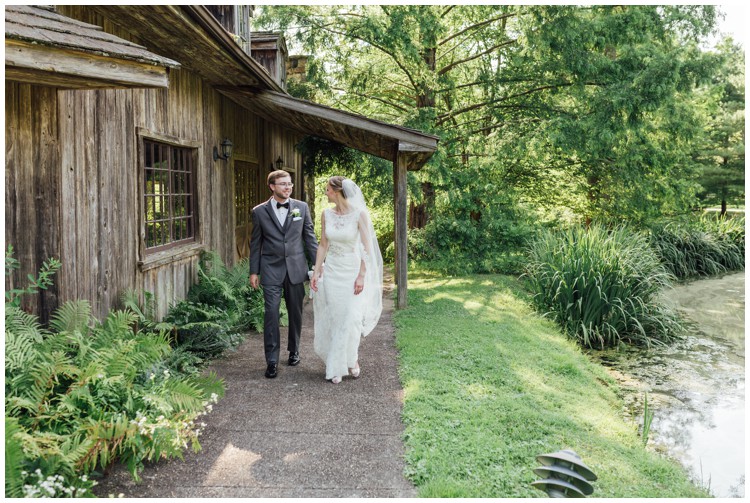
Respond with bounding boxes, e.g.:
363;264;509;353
693;38;745;215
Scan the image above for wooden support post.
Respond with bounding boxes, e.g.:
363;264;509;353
393;149;408;309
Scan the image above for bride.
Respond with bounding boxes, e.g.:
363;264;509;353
310;176;383;384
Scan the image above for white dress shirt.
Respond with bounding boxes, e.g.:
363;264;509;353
274;198;290;226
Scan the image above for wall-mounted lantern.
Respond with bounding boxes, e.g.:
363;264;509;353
213;138;234;162
275;156;284;170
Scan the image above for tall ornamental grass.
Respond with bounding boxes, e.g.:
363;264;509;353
524;224;682;349
649;215;745;279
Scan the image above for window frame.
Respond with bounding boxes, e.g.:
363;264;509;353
137;129;203;270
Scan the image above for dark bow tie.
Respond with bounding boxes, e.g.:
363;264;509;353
276;202;290;209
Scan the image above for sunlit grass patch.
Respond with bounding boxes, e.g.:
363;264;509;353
396;270;709;498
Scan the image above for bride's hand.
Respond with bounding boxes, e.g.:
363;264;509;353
311;274;319;292
354;274;364;295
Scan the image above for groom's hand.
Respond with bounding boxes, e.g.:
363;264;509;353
249;274;260;289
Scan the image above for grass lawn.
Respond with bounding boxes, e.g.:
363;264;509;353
394;270;709;498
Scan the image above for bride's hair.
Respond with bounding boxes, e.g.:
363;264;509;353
327;175;347;199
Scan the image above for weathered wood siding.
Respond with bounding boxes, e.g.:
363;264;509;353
56;68;261;319
5;82;61;323
263;121;304;198
6;7;306;322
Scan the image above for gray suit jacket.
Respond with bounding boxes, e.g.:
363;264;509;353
249;198;318;286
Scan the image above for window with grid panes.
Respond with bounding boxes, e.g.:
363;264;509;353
143;140;196;251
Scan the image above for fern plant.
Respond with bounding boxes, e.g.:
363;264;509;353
5;249;225;492
187;251;287;333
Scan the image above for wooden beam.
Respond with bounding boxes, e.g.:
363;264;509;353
256;91;439;151
5;40;171;88
394;149;409;309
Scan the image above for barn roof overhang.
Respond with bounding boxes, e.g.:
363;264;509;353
219;88;439;170
88;5;438;169
4;5;179;89
73;5;437;168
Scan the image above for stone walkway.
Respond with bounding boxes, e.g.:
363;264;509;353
94;284;416;497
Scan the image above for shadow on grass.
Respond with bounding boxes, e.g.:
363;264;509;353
396;272;710;498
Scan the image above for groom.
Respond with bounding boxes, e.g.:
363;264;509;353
249;170;318;378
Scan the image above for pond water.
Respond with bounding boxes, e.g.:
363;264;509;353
592;271;745;498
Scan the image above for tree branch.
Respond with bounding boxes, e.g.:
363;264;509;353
445;118;543;145
306;21;421;94
331;87;411;113
435;83;578;124
438;39;516;76
438;13;515;47
440;5;455;18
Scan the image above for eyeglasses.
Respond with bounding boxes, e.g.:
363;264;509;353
274;182;294;188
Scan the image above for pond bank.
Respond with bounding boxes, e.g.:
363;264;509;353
594;271;745;498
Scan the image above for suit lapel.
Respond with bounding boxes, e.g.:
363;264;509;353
264;199;284;234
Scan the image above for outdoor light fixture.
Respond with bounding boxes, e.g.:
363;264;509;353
213;138;234;162
275;156;284;170
531;449;597;498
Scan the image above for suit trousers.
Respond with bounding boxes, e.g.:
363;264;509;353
263;274;305;364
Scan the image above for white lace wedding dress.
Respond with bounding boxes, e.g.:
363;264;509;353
313;207;382;379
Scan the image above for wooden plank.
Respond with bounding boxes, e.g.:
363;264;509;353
58;89;78;303
5;14;179;67
13;84;40;317
32;85;61;322
5;40;171;89
394;149;409;309
255;91;438;150
79;90;98;315
4;83;19;296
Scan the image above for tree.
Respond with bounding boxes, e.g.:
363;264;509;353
254;6;720;270
692;38;745;215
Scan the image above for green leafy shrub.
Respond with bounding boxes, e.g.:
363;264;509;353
164;301;244;360
5;244;61;308
5;249;225;495
649;215;745;279
524;224;683;348
408;193;533;275
185;251;285;333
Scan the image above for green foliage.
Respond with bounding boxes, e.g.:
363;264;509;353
642;393;654;447
5;417;26;497
5;250;225;494
692;38;745;211
524;224;683;348
408;179;535;275
396;271;709;497
183;251;285;334
649;214;745;279
256;5;722;233
164;302;243;361
5;244;61;308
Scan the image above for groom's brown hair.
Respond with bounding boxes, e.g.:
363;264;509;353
267;170;291;186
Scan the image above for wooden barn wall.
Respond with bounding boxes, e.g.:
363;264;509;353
263;121;304;199
8;7;307;321
55;68;259;320
5;82;61;323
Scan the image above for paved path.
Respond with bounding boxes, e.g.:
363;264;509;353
94;284;415;497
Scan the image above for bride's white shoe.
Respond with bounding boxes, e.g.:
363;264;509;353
331;376;342;384
350;363;360;378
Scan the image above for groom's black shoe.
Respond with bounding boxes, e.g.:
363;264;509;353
288;352;300;366
265;363;278;378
